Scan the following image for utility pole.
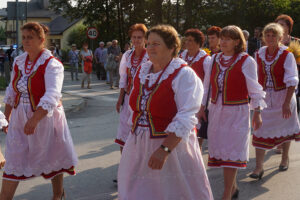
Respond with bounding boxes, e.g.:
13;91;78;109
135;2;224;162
16;0;19;54
176;0;179;30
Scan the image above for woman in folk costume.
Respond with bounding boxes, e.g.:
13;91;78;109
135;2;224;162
207;26;222;55
0;22;78;200
115;24;148;149
179;28;211;149
250;23;300;179
179;28;211;81
200;25;266;200
118;25;213;200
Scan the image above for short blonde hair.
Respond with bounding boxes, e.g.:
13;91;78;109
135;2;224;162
220;25;246;54
262;23;284;42
146;24;181;57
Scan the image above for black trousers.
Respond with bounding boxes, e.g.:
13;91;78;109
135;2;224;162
96;62;106;80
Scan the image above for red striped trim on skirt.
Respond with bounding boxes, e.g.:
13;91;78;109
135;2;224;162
3;166;75;181
115;138;125;146
252;132;300;150
208;157;247;169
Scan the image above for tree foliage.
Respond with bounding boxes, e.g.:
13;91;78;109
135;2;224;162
49;0;300;49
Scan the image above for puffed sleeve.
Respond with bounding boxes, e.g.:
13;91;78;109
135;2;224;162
165;67;203;141
242;56;267;110
37;58;64;117
3;60;17;106
283;52;298;87
119;51;129;89
201;54;215;106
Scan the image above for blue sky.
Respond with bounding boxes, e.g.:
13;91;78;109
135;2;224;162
0;1;27;9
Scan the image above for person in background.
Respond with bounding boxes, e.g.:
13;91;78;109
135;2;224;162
0;49;5;76
68;44;80;81
248;27;263;57
275;14;300;154
207;26;222;55
55;44;62;61
107;40;122;89
104;41;112;84
80;42;93;89
10;46;24;63
242;30;250;53
94;41;107;80
122;42;132;53
179;28;211;150
6;45;14;69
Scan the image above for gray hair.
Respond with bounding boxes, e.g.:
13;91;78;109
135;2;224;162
242;30;250;38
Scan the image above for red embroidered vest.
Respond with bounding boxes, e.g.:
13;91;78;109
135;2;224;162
12;56;54;111
190;55;208;81
256;49;289;91
129;64;186;138
210;54;249;105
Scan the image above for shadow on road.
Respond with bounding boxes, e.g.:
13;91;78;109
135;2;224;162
207;149;282;199
15;165;119;200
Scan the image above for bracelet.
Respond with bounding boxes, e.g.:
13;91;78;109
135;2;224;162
160;145;171;153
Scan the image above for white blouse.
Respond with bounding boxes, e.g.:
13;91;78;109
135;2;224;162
119;49;149;89
255;45;298;88
4;49;63;117
202;52;266;110
130;58;203;141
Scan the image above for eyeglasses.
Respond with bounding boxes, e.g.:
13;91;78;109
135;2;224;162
146;42;161;48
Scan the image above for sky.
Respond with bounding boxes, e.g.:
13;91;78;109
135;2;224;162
0;1;27;9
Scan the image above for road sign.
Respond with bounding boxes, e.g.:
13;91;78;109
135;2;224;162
87;27;99;39
7;2;27;20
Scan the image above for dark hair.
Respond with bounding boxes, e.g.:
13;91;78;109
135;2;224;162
184;28;205;47
21;22;49;39
275;14;294;34
128;23;148;38
207;26;222;37
220;25;246;54
146;24;181;57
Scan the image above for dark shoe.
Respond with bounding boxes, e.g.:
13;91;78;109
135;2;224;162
232;188;239;199
249;170;264;180
279;160;289;171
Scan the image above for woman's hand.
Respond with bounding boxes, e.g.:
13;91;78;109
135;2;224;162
24;117;39;135
148;148;169;170
116;99;122;113
252;111;262;131
198;105;207;122
282;102;291;119
2;126;8;134
0;152;5;169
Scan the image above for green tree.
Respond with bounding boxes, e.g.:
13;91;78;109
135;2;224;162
67;24;88;49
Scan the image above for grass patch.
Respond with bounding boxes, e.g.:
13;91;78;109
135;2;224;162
64;64;82;72
0;76;7;90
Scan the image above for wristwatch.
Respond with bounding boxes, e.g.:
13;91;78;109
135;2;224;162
161;145;171;153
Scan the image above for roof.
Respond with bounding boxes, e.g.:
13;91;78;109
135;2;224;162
47;16;81;35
